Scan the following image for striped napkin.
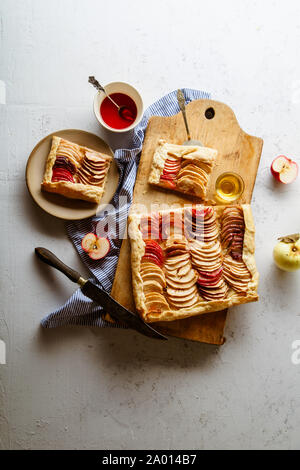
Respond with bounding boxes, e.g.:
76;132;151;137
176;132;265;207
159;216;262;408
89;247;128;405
41;88;210;329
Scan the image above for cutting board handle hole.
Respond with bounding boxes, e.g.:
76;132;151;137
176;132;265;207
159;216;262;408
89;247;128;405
205;107;215;119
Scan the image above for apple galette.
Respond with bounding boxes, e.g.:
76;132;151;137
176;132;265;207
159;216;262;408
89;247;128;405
148;139;217;199
128;204;259;323
41;136;112;204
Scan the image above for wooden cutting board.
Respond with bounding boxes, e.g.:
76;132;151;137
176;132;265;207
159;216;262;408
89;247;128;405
110;99;263;344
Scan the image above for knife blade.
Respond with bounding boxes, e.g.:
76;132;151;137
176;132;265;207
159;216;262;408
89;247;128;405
35;247;167;341
80;279;167;339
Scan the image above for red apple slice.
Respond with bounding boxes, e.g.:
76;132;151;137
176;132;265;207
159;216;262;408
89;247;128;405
52;173;72;179
197;274;221;285
191;208;208;218
164;162;178;166
141;229;161;240
164;164;180;169
271;155;298;184
145;240;162;250
197;268;223;286
147;247;164;263
160;174;176;180
160;180;176;189
52;178;73;183
142;253;163;267
140;217;161;240
198;267;223;279
52;167;74;183
88;237;110;260
145;242;162;255
145;241;164;263
143;240;164;265
81;233;97;252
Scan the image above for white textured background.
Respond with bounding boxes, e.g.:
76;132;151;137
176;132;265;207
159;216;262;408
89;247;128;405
1;0;300;450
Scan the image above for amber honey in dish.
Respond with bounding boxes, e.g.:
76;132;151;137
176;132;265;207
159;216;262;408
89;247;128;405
215;172;244;202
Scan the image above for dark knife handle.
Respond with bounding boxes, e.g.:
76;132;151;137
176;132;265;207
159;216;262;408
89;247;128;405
35;247;82;284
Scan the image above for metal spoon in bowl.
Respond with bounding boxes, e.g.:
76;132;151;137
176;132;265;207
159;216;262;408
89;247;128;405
88;76;134;122
177;89;203;146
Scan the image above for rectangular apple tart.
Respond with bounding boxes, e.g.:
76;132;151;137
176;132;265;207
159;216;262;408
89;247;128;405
128;204;259;323
41;136;112;204
148;139;217;200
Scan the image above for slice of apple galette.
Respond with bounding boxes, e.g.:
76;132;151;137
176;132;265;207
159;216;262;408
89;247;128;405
42;136;112;204
148;139;217;200
128;204;259;323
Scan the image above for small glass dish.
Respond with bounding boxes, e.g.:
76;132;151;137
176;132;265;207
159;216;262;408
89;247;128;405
215;172;245;203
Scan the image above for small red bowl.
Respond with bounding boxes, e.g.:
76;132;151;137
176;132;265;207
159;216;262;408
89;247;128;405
93;81;143;133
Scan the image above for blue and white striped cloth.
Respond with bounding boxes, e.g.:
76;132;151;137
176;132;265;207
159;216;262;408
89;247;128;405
41;88;210;329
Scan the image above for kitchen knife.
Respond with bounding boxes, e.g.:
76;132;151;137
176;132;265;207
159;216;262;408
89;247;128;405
35;247;167;341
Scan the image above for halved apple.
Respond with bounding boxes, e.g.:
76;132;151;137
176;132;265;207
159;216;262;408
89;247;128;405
81;233;97;252
81;233;110;260
271;155;298;184
88;237;110;260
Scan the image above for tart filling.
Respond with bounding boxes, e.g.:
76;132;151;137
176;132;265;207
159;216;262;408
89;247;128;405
129;204;259;323
148;139;217;200
41;136;112;204
165;236;200;308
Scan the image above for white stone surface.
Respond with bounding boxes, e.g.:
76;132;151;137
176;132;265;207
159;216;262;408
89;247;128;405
1;0;300;450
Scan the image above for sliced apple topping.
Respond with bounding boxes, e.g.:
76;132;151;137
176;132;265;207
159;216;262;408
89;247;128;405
176;159;211;197
51;151;77;183
161;211;185;239
164;236;200;308
184;206;218;242
181;158;213;175
139;213;161;240
141;263;166;288
221;206;245;261
143;279;164;293
190;240;223;271
189;239;227;300
223;255;251;293
52;167;75;183
144;292;169;314
140;246;168;314
77;151;109;186
140;240;168;313
142;240;164;267
57;139;82;169
159;157;182;187
165;234;188;253
197;277;228;301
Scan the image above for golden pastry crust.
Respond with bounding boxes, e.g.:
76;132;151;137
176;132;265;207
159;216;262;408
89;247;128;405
128;204;259;323
41;180;105;203
41;136;112;204
148;139;217;200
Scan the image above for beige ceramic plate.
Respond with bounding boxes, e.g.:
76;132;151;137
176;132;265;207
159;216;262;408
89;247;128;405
26;129;119;220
